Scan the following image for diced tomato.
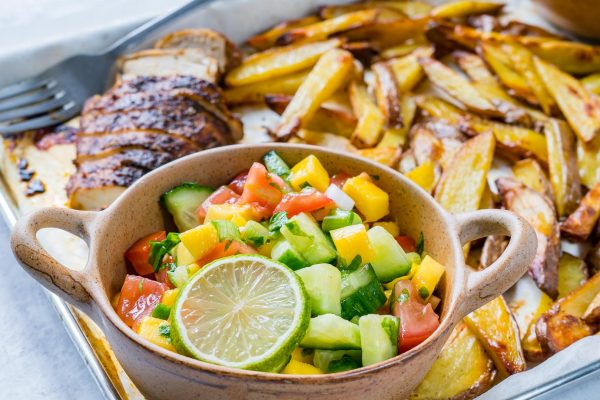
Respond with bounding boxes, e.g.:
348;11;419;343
116;275;168;328
312;202;337;221
228;170;248;195
395;235;417;253
274;188;334;218
196;186;240;219
154;255;175;289
392;280;440;353
238;162;284;215
330;172;351;188
197;240;257;266
125;231;166;276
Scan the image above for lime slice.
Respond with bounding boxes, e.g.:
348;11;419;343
171;254;310;371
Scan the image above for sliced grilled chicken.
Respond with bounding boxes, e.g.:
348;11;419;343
75;149;175;172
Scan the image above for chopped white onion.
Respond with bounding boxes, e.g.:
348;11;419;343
325;184;354;211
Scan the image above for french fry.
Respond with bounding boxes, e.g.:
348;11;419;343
225;38;342;86
246;16;320;50
464;296;526;378
275;49;354;139
296;129;357;152
417;95;464;124
544;119;582;216
512;158;553;200
435;131;495;214
581;73;600;96
342;17;429;48
318;2;405;21
577;135;600;189
349;81;385;148
557;253;589;299
561;181;600;241
534;57;600;143
223;70;308;105
356;146;401;167
382;1;433;18
341;42;379;66
380;41;425;59
496;177;560;298
430;1;504;19
582;292;600;324
276;10;379;45
524;39;600;75
388;47;433;92
372;61;403;127
378;94;416;148
405;160;437;193
410;124;443;166
410;323;495;400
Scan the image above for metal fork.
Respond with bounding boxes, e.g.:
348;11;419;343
0;0;212;136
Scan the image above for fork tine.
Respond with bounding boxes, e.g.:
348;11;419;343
0;78;54;101
0;97;71;122
0;103;79;135
0;86;64;112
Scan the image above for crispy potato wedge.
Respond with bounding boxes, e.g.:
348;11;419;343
275;49;354;139
557;253;589;299
341;41;379;66
349;81;385;148
544;119;582;216
512;158;553;200
296;129;357;152
398;149;418;175
378;94;416;148
380;41;426;59
525;39;600;75
581;73;600;96
480;235;507;268
479;182;496;209
410;323;495;400
405;160;437;193
587;241;600;276
582;291;600;324
435;132;495;214
372;61;403;128
356;146;401;167
496;177;560;298
577;134;600;189
277;9;379;45
464;296;526;378
383;1;433;18
223;70;308;105
430;1;504;19
342;17;429;48
318;2;406;21
561;181;600;241
225;38;342;86
417;95;464;123
245;16;320;50
411;124;443;166
418;57;499;116
388;47;433;92
534;57;600;143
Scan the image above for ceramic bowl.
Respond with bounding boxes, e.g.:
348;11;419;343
11;143;536;400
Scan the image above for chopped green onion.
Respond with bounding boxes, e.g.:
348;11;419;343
152;303;171;320
148;233;181;272
211;220;240;241
322;209;361;232
416;232;425;256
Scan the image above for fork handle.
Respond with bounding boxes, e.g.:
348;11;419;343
107;0;214;55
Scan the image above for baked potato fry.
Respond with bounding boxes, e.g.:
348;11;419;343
246;16;320;50
496;177;560;298
410;323;495;400
276;9;379;45
378;94;416;148
223;70;308;105
349;81;386;147
275;49;354;139
577;133;600;189
411;124;443;166
544;119;581;216
317;2;405;20
430;1;504;19
435;131;495;214
561;181;600;241
524;39;600;75
511;158;552;200
582;291;600;324
534;57;600;143
380;41;426;59
296;129;357;152
581;73;600;96
464;296;526;378
225;38;342;86
342;17;429;48
557;253;589;299
388;46;433;92
383;1;433;18
405;160;437;193
372;61;403;128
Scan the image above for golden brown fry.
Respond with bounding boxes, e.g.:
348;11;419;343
417;95;464;123
453;50;496;83
380;41;425;59
223;70;308;105
342;17;429;48
382;1;433;18
277;10;379;45
388;47;433;92
275;49;354;139
534;57;600;143
561;181;600;241
378;94;416;148
496;177;560;298
578;135;600;189
410;323;495;400
557;253;589;299
524;39;600;75
405;160;437;194
582;292;600;324
372;61;403;128
435;132;495;214
296;129;357;152
543;120;582;218
464;296;526;378
581;73;600;96
430;1;504;19
349;81;385;148
245;16;320;50
512;158;553;200
341;42;379;66
410;124;443;166
318;2;405;21
356;146;401;167
225;39;342;87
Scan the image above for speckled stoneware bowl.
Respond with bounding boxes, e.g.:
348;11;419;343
11;143;536;400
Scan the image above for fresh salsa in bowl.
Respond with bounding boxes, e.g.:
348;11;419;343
115;151;446;374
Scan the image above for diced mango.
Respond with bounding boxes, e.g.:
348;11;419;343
257;240;275;257
412;255;445;301
135;317;176;352
343;176;389;222
405;160;436;193
161;288;180;307
291;347;314;364
372;221;399;237
175;242;196;266
205;204;256;227
330;224;375;264
281;359;323;375
289;155;330;192
179;223;219;260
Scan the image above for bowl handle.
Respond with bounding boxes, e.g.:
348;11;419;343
11;207;97;310
454;209;537;318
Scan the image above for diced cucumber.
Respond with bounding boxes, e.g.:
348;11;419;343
321;209;362;232
340;264;387;320
359;314;399;366
406;252;421;266
313;349;362;373
160;183;213;232
262;150;291;179
151;303;171;320
281;212;337;265
271;239;309;270
367;226;411;282
296;264;342;316
241;220;271;247
299;314;361;350
167;264;200;288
